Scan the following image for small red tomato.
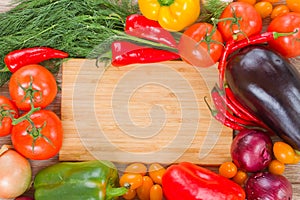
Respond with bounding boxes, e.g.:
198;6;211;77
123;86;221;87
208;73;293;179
9;64;57;111
11;110;63;160
0;96;19;136
267;12;300;58
218;2;262;41
178;22;224;67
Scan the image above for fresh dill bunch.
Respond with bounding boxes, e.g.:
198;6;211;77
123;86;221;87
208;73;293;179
199;0;230;23
0;0;139;86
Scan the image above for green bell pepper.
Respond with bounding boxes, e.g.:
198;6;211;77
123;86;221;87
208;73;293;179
34;160;127;200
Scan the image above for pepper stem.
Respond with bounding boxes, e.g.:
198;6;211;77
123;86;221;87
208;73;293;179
106;185;128;199
158;0;174;6
0;66;10;73
273;29;299;39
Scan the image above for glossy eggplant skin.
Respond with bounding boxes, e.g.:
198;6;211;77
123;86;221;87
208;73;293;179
226;45;300;150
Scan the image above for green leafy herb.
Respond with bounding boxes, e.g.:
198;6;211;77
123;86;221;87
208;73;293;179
199;0;230;23
0;0;139;86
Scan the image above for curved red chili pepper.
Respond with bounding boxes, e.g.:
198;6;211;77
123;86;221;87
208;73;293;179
125;14;178;48
111;41;180;67
4;47;69;73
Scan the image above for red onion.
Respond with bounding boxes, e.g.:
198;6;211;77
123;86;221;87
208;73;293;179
245;172;293;200
231;129;273;172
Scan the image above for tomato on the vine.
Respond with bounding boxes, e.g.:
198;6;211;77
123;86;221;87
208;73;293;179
11;110;63;160
9;64;57;111
267;12;300;58
217;2;262;41
178;22;224;67
0;96;19;137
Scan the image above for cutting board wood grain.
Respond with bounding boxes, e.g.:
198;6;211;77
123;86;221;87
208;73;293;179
59;59;233;165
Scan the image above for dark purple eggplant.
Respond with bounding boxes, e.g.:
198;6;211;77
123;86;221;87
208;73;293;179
225;45;300;150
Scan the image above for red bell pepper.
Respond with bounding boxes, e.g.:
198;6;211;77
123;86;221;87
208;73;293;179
125;14;178;48
162;162;246;200
111;41;180;67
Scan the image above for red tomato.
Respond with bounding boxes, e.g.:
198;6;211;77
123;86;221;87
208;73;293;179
218;2;263;41
178;22;224;67
9;64;57;111
267;12;300;58
0;96;19;137
11;110;63;160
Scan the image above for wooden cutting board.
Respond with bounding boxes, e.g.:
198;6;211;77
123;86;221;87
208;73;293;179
59;59;233;165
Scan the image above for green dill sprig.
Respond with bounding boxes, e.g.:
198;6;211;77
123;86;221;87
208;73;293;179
199;0;229;23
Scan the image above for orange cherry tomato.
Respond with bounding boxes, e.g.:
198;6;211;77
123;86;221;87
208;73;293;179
219;161;238;179
148;163;166;185
271;5;290;19
286;0;300;13
273;141;298;164
261;0;279;3
137;176;154;200
254;1;273;18
125;163;147;176
119;173;143;190
237;0;256;5
232;170;248;186
150;184;163;200
122;189;137;200
268;159;285;175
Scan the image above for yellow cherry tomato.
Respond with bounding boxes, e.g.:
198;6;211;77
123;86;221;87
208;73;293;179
122;189;137;200
273;141;298;164
232;170;248;186
268;159;285;175
125;162;147;176
286;0;300;13
119;173;143;190
254;1;273;18
271;5;290;19
137;176;154;200
150;184;163;200
237;0;256;5
148;163;166;185
218;161;238;179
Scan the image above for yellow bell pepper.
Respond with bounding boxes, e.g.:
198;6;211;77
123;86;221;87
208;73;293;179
138;0;200;32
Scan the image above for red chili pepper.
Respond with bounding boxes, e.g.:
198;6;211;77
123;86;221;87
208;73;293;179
204;96;246;131
162;162;246;200
4;47;69;73
211;87;258;127
125;14;177;48
111;41;180;67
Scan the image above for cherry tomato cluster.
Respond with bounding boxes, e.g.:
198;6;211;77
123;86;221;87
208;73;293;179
0;64;63;160
119;163;165;200
238;0;299;19
219;141;300;186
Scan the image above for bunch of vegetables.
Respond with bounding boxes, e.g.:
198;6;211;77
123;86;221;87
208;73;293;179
0;46;68;198
1;0;300;199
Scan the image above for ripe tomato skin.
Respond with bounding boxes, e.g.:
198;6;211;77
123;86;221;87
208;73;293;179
267;12;300;58
9;64;57;111
179;22;224;66
0;96;19;136
218;2;262;41
286;0;300;13
11;110;63;160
